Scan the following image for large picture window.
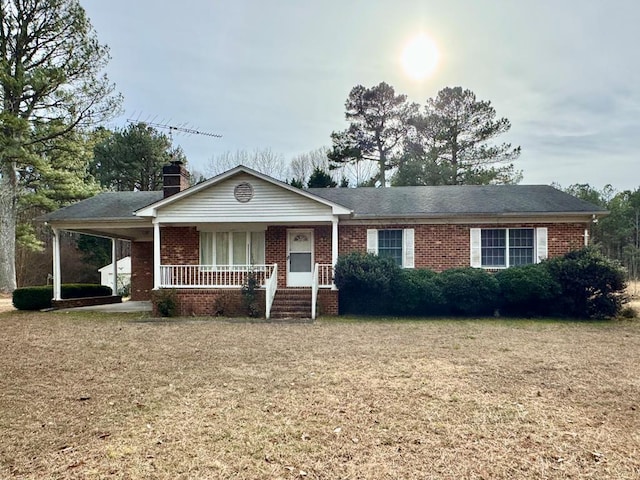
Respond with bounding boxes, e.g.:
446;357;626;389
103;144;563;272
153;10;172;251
200;231;265;267
475;228;538;268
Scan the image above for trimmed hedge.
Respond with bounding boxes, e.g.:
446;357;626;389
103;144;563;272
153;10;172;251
334;252;401;315
391;269;445;316
437;267;500;316
495;264;561;317
12;284;113;311
333;248;628;319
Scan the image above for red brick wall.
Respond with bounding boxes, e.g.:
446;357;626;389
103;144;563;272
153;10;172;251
318;289;338;316
131;241;153;300
152;289;265;317
339;222;588;272
161;227;199;265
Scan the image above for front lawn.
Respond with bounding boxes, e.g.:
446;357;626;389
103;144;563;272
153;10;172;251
1;312;639;479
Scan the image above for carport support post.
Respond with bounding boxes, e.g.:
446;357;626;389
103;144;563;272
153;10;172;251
111;238;118;296
52;228;61;301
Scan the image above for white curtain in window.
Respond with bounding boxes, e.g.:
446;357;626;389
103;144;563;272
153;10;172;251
251;231;266;264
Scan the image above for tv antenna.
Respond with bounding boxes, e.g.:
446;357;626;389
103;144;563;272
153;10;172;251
126;119;222;138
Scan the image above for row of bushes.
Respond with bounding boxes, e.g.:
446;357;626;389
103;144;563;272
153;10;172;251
12;284;113;311
334;248;628;319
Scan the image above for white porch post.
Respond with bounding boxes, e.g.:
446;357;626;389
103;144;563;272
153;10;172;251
331;217;339;287
52;228;62;301
111;238;118;295
153;220;161;289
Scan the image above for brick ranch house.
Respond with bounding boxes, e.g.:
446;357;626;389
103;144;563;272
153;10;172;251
44;163;607;318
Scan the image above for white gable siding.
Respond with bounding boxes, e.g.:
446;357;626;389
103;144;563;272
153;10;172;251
156;174;333;222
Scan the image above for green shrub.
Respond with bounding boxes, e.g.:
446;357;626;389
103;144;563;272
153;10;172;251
390;269;445;316
334;252;401;314
12;284;113;310
13;286;53;310
544;248;627;319
437;267;500;316
241;271;261;317
495;264;561;317
155;289;178;317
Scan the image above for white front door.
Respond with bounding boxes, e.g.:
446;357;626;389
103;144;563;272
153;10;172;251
287;229;314;287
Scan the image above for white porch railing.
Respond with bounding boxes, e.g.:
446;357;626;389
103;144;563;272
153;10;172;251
312;263;334;320
317;263;334;287
160;264;276;288
265;264;278;320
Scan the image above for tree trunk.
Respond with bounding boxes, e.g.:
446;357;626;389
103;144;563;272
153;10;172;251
0;162;18;293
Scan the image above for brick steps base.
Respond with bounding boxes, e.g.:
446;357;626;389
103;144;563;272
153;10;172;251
270;288;313;319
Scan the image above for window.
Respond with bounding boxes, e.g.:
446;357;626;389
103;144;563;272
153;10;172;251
200;231;265;267
471;228;544;268
366;228;415;268
378;230;403;266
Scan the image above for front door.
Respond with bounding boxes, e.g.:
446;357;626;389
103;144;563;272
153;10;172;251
287;229;314;287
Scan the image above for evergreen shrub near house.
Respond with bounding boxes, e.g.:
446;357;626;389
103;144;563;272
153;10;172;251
437;267;500;316
334;252;401;314
12;284;113;310
495;264;561;317
390;269;446;316
543;248;627;319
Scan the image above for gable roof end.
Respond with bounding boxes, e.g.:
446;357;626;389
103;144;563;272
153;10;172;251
134;165;352;217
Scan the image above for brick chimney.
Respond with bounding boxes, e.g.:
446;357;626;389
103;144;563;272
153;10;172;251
162;160;190;198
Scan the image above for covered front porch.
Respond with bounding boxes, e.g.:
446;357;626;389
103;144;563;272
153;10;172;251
152;223;339;319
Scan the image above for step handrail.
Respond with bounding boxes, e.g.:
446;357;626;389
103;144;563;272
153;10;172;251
311;263;319;320
265;264;278;319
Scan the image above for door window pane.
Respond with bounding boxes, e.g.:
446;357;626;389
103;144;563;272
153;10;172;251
290;253;312;272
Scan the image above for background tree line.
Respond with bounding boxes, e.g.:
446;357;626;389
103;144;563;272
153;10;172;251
561;184;640;282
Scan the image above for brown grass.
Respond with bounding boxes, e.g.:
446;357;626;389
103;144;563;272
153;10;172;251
1;312;639;479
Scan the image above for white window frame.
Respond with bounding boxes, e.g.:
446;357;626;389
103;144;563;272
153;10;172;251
470;227;548;269
367;228;414;268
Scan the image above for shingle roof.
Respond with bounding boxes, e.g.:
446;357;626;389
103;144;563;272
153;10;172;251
43;184;606;224
308;185;606;218
42;191;163;222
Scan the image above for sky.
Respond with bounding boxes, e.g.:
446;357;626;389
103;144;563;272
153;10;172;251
82;0;640;190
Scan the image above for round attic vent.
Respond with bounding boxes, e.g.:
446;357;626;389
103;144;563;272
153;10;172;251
234;182;254;203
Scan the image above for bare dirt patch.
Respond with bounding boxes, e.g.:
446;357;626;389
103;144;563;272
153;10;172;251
0;294;13;313
0;312;639;479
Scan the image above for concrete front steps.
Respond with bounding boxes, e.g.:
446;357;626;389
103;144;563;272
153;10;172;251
269;288;313;319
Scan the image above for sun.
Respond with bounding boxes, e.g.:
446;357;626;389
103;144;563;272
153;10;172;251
401;33;440;80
